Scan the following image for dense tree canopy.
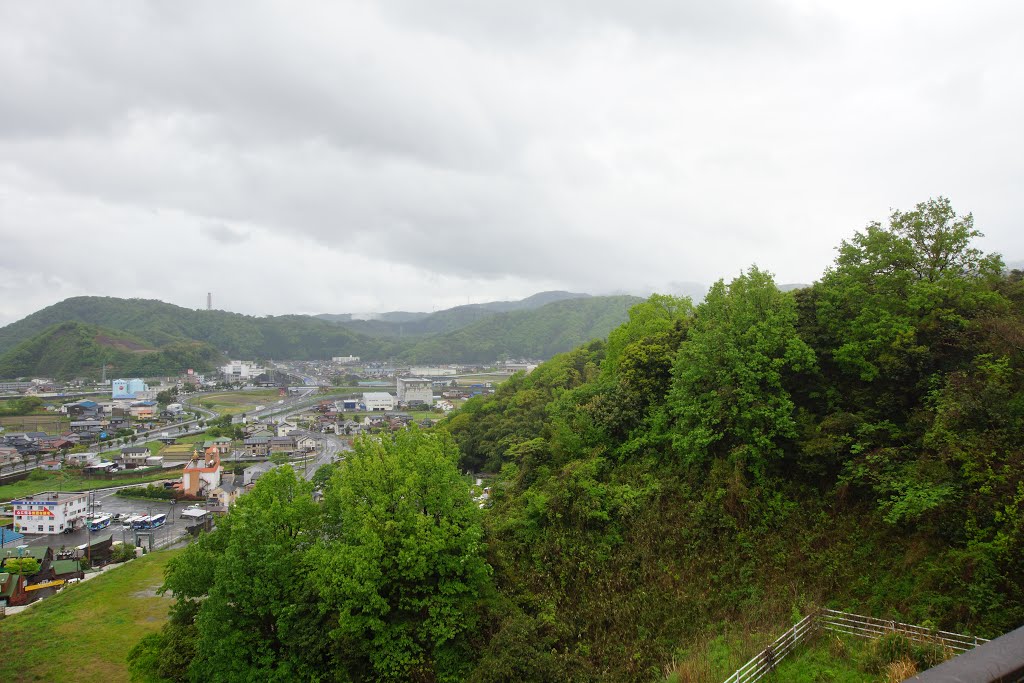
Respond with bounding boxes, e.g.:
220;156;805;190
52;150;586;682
130;198;1024;682
133;431;491;682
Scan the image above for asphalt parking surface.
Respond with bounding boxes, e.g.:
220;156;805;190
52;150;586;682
13;483;196;551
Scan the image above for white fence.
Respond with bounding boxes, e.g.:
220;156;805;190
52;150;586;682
721;609;989;683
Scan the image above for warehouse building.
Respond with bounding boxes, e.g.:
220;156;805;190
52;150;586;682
363;392;396;411
396;377;434;406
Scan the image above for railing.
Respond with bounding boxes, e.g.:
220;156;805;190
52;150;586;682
722;609;989;683
818;608;987;653
722;613;817;683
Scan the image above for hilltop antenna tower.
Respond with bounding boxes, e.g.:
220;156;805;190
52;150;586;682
207;292;212;310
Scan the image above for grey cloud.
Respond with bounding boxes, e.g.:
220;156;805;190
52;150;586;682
201;223;250;244
0;0;1023;328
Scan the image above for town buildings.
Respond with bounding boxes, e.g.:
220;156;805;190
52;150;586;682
220;360;265;381
182;447;222;498
363;391;396;411
11;491;89;535
396;377;434;406
112;378;149;399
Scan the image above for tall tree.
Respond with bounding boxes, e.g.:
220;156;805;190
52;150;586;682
311;428;492;682
669;267;816;478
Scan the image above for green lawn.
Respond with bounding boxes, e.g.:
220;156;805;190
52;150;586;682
0;549;181;683
195;389;283;415
0;470;175;502
98;440;164;458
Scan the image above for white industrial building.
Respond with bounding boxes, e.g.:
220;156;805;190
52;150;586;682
397;377;434;406
11;491;89;534
332;355;360;364
112;378;149;399
220;360;265;381
410;366;457;377
363;392;396;411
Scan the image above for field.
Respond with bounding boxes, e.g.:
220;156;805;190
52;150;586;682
0;549;182;683
194;389;283;415
0;469;175;502
0;414;70;433
452;372;513;386
98;441;164;459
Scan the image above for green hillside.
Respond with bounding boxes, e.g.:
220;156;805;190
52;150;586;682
399;294;640;363
0;296;379;361
129;199;1024;682
317;290;593;337
0;293;634;374
0;321;224;379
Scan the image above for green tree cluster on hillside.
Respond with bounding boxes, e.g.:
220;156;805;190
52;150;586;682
125;198;1024;682
0;321;223;379
442;197;1024;680
0;295;637;376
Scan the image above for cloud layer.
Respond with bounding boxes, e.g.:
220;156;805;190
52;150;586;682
1;0;1022;326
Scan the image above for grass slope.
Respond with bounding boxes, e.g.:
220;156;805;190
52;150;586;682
0;549;181;683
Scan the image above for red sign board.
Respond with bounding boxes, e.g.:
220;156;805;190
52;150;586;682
16;507;54;517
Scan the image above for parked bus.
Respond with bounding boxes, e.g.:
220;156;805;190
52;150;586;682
147;513;168;529
131;515;150;530
87;513;112;531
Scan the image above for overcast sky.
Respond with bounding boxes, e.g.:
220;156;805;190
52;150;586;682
1;0;1022;326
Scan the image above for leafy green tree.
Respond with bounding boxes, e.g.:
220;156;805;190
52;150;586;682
4;557;40;576
310;461;338;491
311;428;492;682
158;467;325;681
669;267;816;478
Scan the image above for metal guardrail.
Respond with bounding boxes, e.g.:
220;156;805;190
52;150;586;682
819;608;987;653
904;624;1024;682
722;609;990;683
722;614;817;683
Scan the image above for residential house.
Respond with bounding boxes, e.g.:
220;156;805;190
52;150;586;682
63;400;101;418
0;571;28;607
39;460;62;471
51;559;84;581
276;421;298;437
292;431;319;452
243;437;270;457
0;446;21;468
128;402;157;419
268;436;296;454
208;477;241;508
118;447;151;469
242;461;277;487
202;437;232;455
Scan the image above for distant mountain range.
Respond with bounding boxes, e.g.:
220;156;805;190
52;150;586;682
0;292;639;379
315;291;592;337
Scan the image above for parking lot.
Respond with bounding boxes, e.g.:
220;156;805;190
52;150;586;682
15;483;197;551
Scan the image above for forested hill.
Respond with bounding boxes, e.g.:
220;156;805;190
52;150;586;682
0;321;223;379
440;198;1024;679
0;293;637;376
133;198;1024;682
398;295;640;363
316;290;593;336
0;296;377;366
